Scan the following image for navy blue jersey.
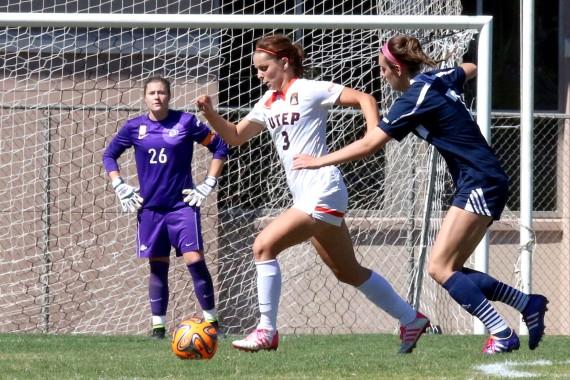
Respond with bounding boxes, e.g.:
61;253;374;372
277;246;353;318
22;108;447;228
103;110;229;210
379;67;509;192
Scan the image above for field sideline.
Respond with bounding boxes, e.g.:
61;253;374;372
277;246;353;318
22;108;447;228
1;333;569;379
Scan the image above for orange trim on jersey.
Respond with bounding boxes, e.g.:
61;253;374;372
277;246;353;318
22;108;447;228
200;131;214;146
264;77;299;108
314;205;345;218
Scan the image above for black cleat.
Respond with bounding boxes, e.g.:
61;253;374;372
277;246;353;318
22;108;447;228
522;294;549;350
208;320;226;339
151;326;166;339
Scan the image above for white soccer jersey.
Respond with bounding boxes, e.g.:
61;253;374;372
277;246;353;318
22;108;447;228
246;78;348;224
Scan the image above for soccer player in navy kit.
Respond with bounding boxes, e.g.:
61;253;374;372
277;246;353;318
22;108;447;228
103;77;229;338
293;35;548;354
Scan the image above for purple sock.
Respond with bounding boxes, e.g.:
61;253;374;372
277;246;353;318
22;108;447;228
187;260;215;311
149;261;169;316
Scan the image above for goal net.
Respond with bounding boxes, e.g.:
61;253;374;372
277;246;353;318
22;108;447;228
0;2;486;336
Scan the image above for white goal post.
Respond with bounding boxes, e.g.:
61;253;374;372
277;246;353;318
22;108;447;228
0;13;497;336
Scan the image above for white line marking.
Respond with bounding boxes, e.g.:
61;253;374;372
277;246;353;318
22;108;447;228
474;360;555;378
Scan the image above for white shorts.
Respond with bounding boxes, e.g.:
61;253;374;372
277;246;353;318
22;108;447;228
291;167;348;227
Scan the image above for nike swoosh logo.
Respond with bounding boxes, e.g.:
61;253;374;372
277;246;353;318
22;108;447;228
150;298;162;302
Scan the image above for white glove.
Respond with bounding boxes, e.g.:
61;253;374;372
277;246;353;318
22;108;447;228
182;176;217;207
112;177;143;212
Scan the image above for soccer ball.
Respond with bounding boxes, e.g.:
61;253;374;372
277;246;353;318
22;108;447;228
171;317;218;360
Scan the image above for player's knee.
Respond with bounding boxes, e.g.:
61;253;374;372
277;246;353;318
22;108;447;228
333;267;366;286
252;237;275;261
427;261;448;285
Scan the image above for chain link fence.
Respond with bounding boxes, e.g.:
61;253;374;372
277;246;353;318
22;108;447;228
489;112;569;335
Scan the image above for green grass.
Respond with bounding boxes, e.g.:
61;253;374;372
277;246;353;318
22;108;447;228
1;333;569;379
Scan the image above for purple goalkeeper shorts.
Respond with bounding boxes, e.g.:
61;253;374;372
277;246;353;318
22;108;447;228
136;207;203;258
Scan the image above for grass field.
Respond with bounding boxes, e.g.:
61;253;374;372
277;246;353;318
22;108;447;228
1;333;569;379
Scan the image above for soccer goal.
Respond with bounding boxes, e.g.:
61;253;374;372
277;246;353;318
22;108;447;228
0;11;494;336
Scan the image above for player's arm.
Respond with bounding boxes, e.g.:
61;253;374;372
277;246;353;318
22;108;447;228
460;63;477;81
103;127;143;212
195;95;264;146
182;124;229;207
182;156;225;208
292;87;391;169
336;87;380;135
207;157;225;178
293;127;391;169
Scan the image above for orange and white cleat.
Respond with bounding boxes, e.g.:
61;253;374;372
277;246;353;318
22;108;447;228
232;328;279;352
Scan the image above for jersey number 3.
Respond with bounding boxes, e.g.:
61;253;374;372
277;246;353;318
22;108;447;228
148;148;168;164
281;131;290;150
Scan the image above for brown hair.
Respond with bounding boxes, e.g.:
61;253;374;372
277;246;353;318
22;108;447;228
255;34;305;77
386;35;441;76
143;76;171;97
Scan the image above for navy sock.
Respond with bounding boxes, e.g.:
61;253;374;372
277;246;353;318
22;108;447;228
494;327;513;339
443;271;508;335
187;260;215;311
461;267;529;312
149;261;169;316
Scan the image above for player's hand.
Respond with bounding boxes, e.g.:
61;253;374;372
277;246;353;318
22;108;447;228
194;95;214;115
182;176;217;207
112;177;143;212
292;154;321;170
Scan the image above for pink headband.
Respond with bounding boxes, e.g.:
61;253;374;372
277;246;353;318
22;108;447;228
381;42;405;69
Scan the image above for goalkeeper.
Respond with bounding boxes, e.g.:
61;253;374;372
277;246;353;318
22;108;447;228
102;76;228;339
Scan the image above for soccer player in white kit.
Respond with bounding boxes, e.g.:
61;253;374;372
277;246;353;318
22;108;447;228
195;34;430;353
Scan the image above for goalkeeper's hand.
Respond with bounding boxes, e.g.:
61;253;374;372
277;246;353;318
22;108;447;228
182;176;217;207
112;177;143;213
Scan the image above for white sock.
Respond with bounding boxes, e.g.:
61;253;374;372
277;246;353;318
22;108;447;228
152;315;166;327
202;308;218;323
357;271;416;325
256;259;281;331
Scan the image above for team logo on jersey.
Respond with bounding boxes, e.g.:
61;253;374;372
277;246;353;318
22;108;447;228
138;124;148;139
290;92;299;105
166;123;182;138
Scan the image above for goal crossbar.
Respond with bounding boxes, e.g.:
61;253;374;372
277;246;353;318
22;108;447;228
0;13;492;30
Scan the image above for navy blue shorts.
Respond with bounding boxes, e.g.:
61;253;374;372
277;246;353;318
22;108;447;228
136;206;203;258
452;181;509;221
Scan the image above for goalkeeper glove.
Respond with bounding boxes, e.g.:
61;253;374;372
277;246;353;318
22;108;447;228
182;176;217;207
112;177;143;213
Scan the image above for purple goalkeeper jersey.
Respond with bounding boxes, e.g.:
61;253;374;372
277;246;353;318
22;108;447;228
102;110;229;210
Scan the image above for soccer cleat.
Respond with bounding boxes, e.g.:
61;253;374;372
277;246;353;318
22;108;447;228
151;325;166;339
522;294;549;350
482;330;520;354
399;312;430;353
232;328;279;352
208;319;226;339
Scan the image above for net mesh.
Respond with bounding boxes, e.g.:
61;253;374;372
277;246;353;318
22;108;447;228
0;1;488;335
